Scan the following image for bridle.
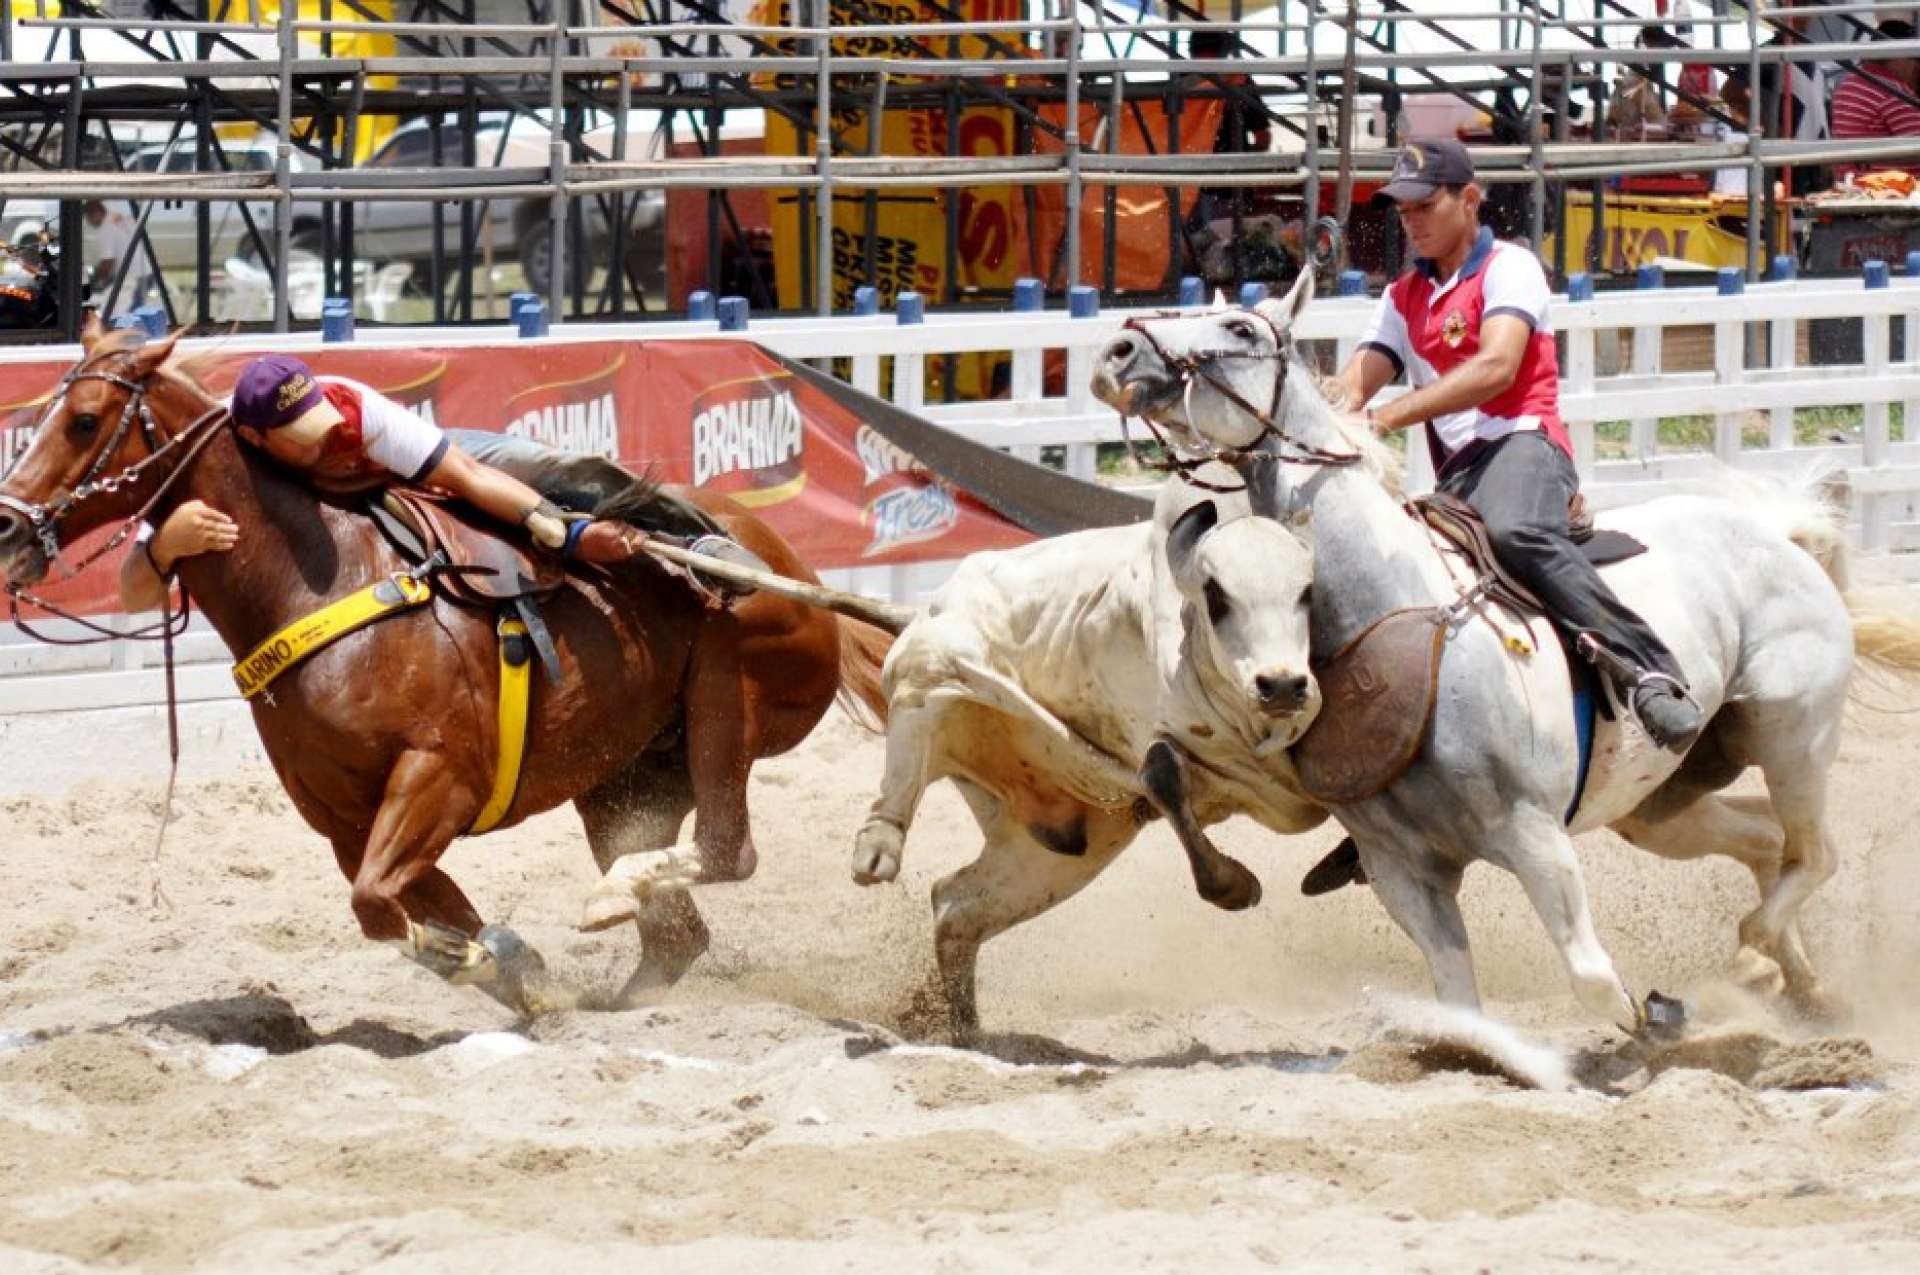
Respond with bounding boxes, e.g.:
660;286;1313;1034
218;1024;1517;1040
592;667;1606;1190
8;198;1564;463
1116;305;1362;493
0;346;231;640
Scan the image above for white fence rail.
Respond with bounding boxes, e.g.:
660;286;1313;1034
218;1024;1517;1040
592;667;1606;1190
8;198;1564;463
5;268;1920;717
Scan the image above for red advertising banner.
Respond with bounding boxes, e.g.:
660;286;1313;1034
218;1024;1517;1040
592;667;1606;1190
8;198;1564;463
0;338;1036;618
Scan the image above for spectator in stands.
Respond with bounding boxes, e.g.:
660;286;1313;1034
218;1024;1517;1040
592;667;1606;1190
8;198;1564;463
83;199;149;316
1828;19;1920;179
1607;27;1681;137
1723;9;1831;195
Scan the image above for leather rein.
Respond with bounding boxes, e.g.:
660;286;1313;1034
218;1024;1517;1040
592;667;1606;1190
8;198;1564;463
0;350;230;644
1116;306;1363;493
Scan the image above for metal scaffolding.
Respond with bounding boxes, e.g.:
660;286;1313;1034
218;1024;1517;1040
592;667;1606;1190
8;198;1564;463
7;1;1920;344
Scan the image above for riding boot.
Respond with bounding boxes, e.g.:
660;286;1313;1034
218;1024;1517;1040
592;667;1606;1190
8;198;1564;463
1574;631;1704;753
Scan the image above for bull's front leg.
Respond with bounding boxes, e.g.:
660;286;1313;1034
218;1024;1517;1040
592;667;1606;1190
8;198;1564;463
1139;737;1263;911
852;691;950;885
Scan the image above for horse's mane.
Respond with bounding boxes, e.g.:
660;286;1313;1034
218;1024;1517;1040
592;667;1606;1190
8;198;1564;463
1283;351;1405;497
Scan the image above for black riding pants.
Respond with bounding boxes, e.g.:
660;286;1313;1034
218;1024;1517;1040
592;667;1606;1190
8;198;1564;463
445;429;722;539
1437;429;1683;684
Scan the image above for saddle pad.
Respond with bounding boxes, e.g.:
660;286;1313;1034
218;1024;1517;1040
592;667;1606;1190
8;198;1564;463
1567;653;1597;826
1292;607;1447;806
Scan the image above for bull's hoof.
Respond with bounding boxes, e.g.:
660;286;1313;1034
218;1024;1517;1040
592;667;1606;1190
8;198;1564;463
578;890;640;933
1198;856;1263;912
851;819;904;885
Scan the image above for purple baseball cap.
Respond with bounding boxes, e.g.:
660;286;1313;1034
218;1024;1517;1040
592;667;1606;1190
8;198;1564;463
231;354;328;430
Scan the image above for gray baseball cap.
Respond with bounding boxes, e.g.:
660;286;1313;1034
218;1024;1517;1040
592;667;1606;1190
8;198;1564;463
1373;138;1476;205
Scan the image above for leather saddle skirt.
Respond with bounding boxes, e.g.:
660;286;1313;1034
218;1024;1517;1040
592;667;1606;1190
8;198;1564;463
372;488;564;607
1290;495;1648;807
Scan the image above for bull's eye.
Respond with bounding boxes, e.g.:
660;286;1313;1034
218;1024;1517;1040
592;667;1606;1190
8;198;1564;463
70;412;100;436
1204;578;1231;626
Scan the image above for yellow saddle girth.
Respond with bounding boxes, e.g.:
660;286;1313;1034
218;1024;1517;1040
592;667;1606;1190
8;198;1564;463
229;574;532;835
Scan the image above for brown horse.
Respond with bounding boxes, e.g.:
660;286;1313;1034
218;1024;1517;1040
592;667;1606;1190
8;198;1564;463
0;321;890;1013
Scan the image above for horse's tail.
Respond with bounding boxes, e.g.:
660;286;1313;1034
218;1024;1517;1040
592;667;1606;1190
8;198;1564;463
835;616;894;732
1740;464;1920;677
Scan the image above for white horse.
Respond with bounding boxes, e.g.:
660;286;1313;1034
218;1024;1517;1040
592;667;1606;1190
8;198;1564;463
1092;272;1920;1031
850;487;1325;1036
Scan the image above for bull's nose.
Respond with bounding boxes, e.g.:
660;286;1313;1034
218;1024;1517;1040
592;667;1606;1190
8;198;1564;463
1255;671;1310;715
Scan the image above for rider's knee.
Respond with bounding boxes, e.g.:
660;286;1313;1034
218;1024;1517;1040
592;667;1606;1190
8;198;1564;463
1486;519;1559;563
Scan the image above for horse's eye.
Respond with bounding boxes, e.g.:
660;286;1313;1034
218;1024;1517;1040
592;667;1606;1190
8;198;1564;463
1226;319;1257;342
1298;583;1313;609
71;412;100;436
1204;578;1231;626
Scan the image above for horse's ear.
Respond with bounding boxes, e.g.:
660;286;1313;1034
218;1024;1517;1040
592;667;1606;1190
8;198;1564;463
80;311;105;351
130;328;184;377
1257;269;1316;334
1209;289;1229;312
1165;497;1219;579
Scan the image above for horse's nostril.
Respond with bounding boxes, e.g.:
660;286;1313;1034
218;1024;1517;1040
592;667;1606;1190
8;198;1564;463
1104;336;1137;366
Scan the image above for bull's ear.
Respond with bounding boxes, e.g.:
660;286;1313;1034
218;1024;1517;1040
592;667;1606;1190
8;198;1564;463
1165;497;1219;581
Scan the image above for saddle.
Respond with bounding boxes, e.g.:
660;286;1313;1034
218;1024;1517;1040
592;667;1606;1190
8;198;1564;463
1290;493;1648;808
373;488;564;606
369;487;567;681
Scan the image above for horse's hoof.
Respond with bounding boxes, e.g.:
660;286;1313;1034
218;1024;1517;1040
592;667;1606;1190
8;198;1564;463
851;821;904;885
1199;857;1263;912
1639;989;1688;1042
475;924;566;1016
1730;945;1788;1000
1301;837;1367;896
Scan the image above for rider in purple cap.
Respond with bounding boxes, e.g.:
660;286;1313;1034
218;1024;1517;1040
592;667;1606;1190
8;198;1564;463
122;353;751;611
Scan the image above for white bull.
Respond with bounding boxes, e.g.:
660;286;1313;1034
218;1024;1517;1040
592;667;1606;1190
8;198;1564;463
850;484;1327;1038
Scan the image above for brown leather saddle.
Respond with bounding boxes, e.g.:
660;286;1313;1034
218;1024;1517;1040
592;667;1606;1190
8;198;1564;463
369;487;567;679
1290;493;1647;807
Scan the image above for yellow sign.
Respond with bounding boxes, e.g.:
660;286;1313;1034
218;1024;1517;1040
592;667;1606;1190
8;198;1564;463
1547;194;1786;275
756;0;1022;400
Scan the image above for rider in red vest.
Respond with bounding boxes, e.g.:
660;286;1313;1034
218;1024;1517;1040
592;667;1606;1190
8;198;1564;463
121;353;743;609
1338;139;1703;752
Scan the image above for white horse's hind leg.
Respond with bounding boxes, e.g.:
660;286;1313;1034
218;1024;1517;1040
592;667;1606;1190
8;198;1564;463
932;785;1136;1040
1610;794;1823;1000
1353;839;1480;1009
1493;813;1642;1033
1745;767;1841;1012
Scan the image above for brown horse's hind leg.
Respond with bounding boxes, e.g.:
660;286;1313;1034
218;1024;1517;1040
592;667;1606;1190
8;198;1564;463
351;750;557;1014
575;754;712;1005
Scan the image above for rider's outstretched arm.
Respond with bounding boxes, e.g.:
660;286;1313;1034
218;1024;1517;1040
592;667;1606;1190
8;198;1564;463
423;447;572;550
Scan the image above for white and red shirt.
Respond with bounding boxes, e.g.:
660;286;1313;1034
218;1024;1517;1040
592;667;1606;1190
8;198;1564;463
1358;226;1569;474
135;377;447;549
300;376;449;488
1830;65;1920;179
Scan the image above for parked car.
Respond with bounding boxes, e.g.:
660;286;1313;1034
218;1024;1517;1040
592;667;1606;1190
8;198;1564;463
0;113;676;307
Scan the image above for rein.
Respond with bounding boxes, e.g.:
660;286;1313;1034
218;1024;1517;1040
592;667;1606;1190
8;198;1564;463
1;349;233;918
1116;306;1363;492
1;353;231;641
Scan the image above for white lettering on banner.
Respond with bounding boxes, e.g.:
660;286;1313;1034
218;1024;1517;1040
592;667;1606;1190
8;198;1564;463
504;393;618;458
691;390;805;486
864;483;959;558
854;424;928;486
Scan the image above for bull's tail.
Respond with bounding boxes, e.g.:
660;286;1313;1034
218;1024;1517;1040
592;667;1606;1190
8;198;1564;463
835;616;894;732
